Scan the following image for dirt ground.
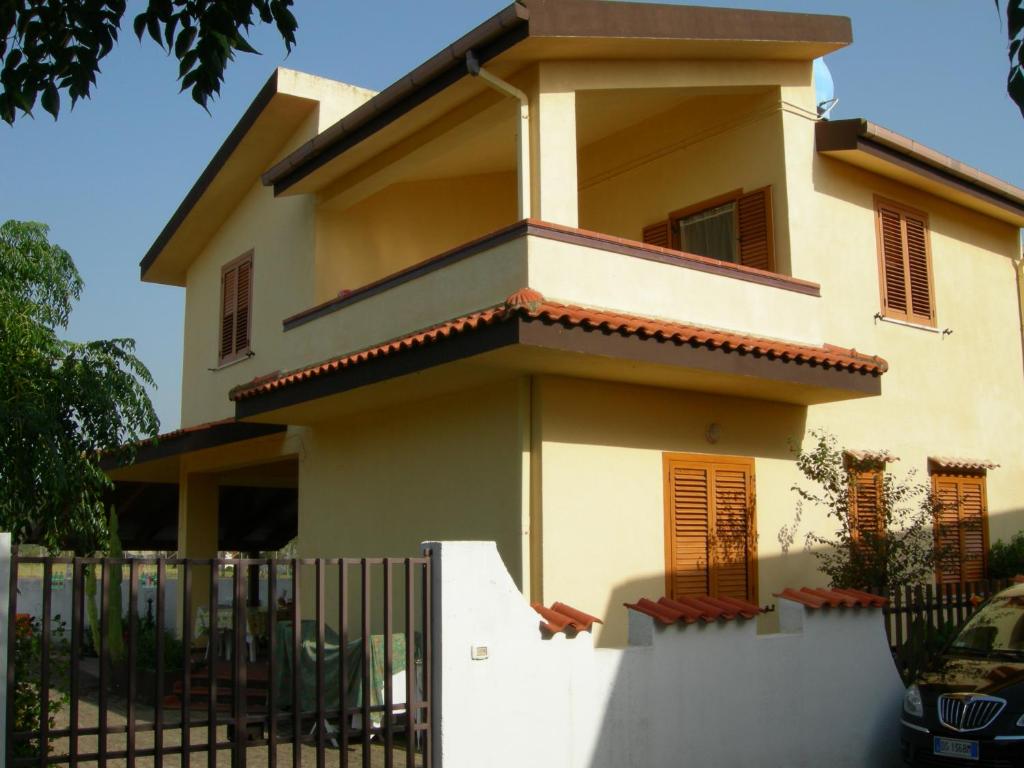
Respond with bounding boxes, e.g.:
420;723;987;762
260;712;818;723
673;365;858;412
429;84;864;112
38;687;425;768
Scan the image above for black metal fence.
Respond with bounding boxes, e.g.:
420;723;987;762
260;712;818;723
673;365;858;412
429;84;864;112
6;553;433;768
882;578;1015;653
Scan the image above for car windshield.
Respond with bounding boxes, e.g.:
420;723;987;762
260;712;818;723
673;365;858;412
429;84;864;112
951;595;1024;657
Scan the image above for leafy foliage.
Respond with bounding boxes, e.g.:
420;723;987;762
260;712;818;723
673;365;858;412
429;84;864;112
989;531;1024;579
790;431;941;593
12;613;70;758
0;220;158;552
997;0;1024;117
895;617;959;685
0;0;297;124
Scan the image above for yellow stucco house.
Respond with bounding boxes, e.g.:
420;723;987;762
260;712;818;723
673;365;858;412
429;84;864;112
108;0;1024;645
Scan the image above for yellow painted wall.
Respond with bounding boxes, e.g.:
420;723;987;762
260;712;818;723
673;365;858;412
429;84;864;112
578;90;793;272
314;171;516;303
296;380;527;584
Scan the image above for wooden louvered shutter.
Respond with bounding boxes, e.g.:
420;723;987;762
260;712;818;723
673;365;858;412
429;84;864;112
642;220;671;249
218;251;253;364
665;455;756;603
666;462;712;598
219;266;238;362
876;199;935;325
711;464;754;602
852;468;883;546
933;473;988;584
736;186;774;272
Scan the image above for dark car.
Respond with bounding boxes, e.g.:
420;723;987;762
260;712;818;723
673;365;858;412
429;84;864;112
901;583;1024;766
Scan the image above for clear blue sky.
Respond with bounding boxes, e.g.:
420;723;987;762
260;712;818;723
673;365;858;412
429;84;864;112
3;1;1021;431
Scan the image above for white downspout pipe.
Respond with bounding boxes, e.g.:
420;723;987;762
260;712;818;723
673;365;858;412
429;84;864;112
466;51;531;220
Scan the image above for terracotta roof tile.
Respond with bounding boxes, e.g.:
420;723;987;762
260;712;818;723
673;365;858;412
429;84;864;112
844;449;899;464
532;602;602;635
929;456;1000;472
624;595;764;625
774;587;887;609
230;290;888;401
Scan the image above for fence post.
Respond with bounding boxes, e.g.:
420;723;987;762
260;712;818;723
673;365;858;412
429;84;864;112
0;532;11;768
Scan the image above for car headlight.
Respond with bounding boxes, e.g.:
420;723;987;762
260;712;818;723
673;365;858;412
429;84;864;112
1017;713;1024;727
904;684;924;718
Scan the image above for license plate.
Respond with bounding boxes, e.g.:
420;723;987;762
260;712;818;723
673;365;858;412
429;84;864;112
934;736;979;761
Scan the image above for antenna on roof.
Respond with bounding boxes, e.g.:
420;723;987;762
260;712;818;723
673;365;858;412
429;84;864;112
814;57;838;120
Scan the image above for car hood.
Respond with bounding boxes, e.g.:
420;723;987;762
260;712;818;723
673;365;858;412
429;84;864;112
919;655;1024;697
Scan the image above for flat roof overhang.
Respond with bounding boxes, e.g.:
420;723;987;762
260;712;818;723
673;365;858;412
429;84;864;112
263;0;852;196
232;310;884;426
816;118;1024;227
102;419;288;483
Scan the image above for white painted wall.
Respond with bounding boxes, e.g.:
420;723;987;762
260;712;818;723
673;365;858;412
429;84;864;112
427;540;904;768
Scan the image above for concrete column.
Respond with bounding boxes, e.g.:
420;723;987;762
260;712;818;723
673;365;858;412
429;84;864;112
176;471;219;640
529;67;578;227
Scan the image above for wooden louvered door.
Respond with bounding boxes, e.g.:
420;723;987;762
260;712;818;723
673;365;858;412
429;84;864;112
876;198;935;326
664;454;756;603
218;251;254;364
933;473;989;584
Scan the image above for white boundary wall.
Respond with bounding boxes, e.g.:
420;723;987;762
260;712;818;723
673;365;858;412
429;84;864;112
427;540;904;768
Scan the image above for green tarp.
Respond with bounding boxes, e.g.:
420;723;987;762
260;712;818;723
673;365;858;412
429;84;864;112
273;620;417;725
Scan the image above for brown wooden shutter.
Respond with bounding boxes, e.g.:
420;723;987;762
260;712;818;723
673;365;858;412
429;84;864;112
852;468;883;544
933;473;988;584
219;266;238;362
736;186;774;272
642;220;671;249
235;258;252;353
876;199;935;325
712;464;754;602
665;455;756;603
218;251;253;364
904;213;934;324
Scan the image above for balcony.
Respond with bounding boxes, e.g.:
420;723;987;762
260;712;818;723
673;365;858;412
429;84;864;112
230;220;884;424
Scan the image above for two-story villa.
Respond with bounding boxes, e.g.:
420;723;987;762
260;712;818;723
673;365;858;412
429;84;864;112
107;0;1024;645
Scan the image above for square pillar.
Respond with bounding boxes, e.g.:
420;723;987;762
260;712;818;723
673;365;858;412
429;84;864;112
176;470;219;640
529;66;578;227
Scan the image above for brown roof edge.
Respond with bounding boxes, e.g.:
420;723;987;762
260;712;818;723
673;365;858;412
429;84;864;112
261;3;530;194
816;118;1024;215
263;0;852;194
139;70;282;279
100;419;287;471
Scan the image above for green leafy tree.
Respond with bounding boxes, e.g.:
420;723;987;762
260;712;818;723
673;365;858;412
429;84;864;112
789;431;941;593
997;0;1024;116
989;531;1024;578
0;220;158;552
0;0;297;123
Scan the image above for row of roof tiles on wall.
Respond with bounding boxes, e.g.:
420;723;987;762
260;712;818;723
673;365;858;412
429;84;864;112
535;587;888;635
230;288;888;401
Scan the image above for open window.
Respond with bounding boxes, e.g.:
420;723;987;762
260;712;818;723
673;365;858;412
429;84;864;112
219;251;254;365
642;186;775;271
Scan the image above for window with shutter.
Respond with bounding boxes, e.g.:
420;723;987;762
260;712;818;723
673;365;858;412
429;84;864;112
642;186;774;272
875;197;936;326
932;472;988;584
850;466;884;550
663;454;757;603
218;251;254;365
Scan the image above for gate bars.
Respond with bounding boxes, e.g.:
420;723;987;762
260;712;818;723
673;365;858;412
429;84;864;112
5;554;432;768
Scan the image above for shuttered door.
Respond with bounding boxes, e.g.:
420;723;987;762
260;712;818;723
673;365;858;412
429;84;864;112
664;455;756;603
642;220;671;249
876;199;935;325
933;474;988;584
736;187;774;272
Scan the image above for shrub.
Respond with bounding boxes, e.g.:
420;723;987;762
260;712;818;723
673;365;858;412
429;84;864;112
989;532;1024;579
12;613;70;758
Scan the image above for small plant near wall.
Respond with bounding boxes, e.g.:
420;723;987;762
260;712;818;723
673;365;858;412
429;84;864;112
788;430;942;594
12;613;70;758
989;531;1024;579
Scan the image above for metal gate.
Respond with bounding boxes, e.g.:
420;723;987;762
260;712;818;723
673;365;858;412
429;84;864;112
5;552;433;767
